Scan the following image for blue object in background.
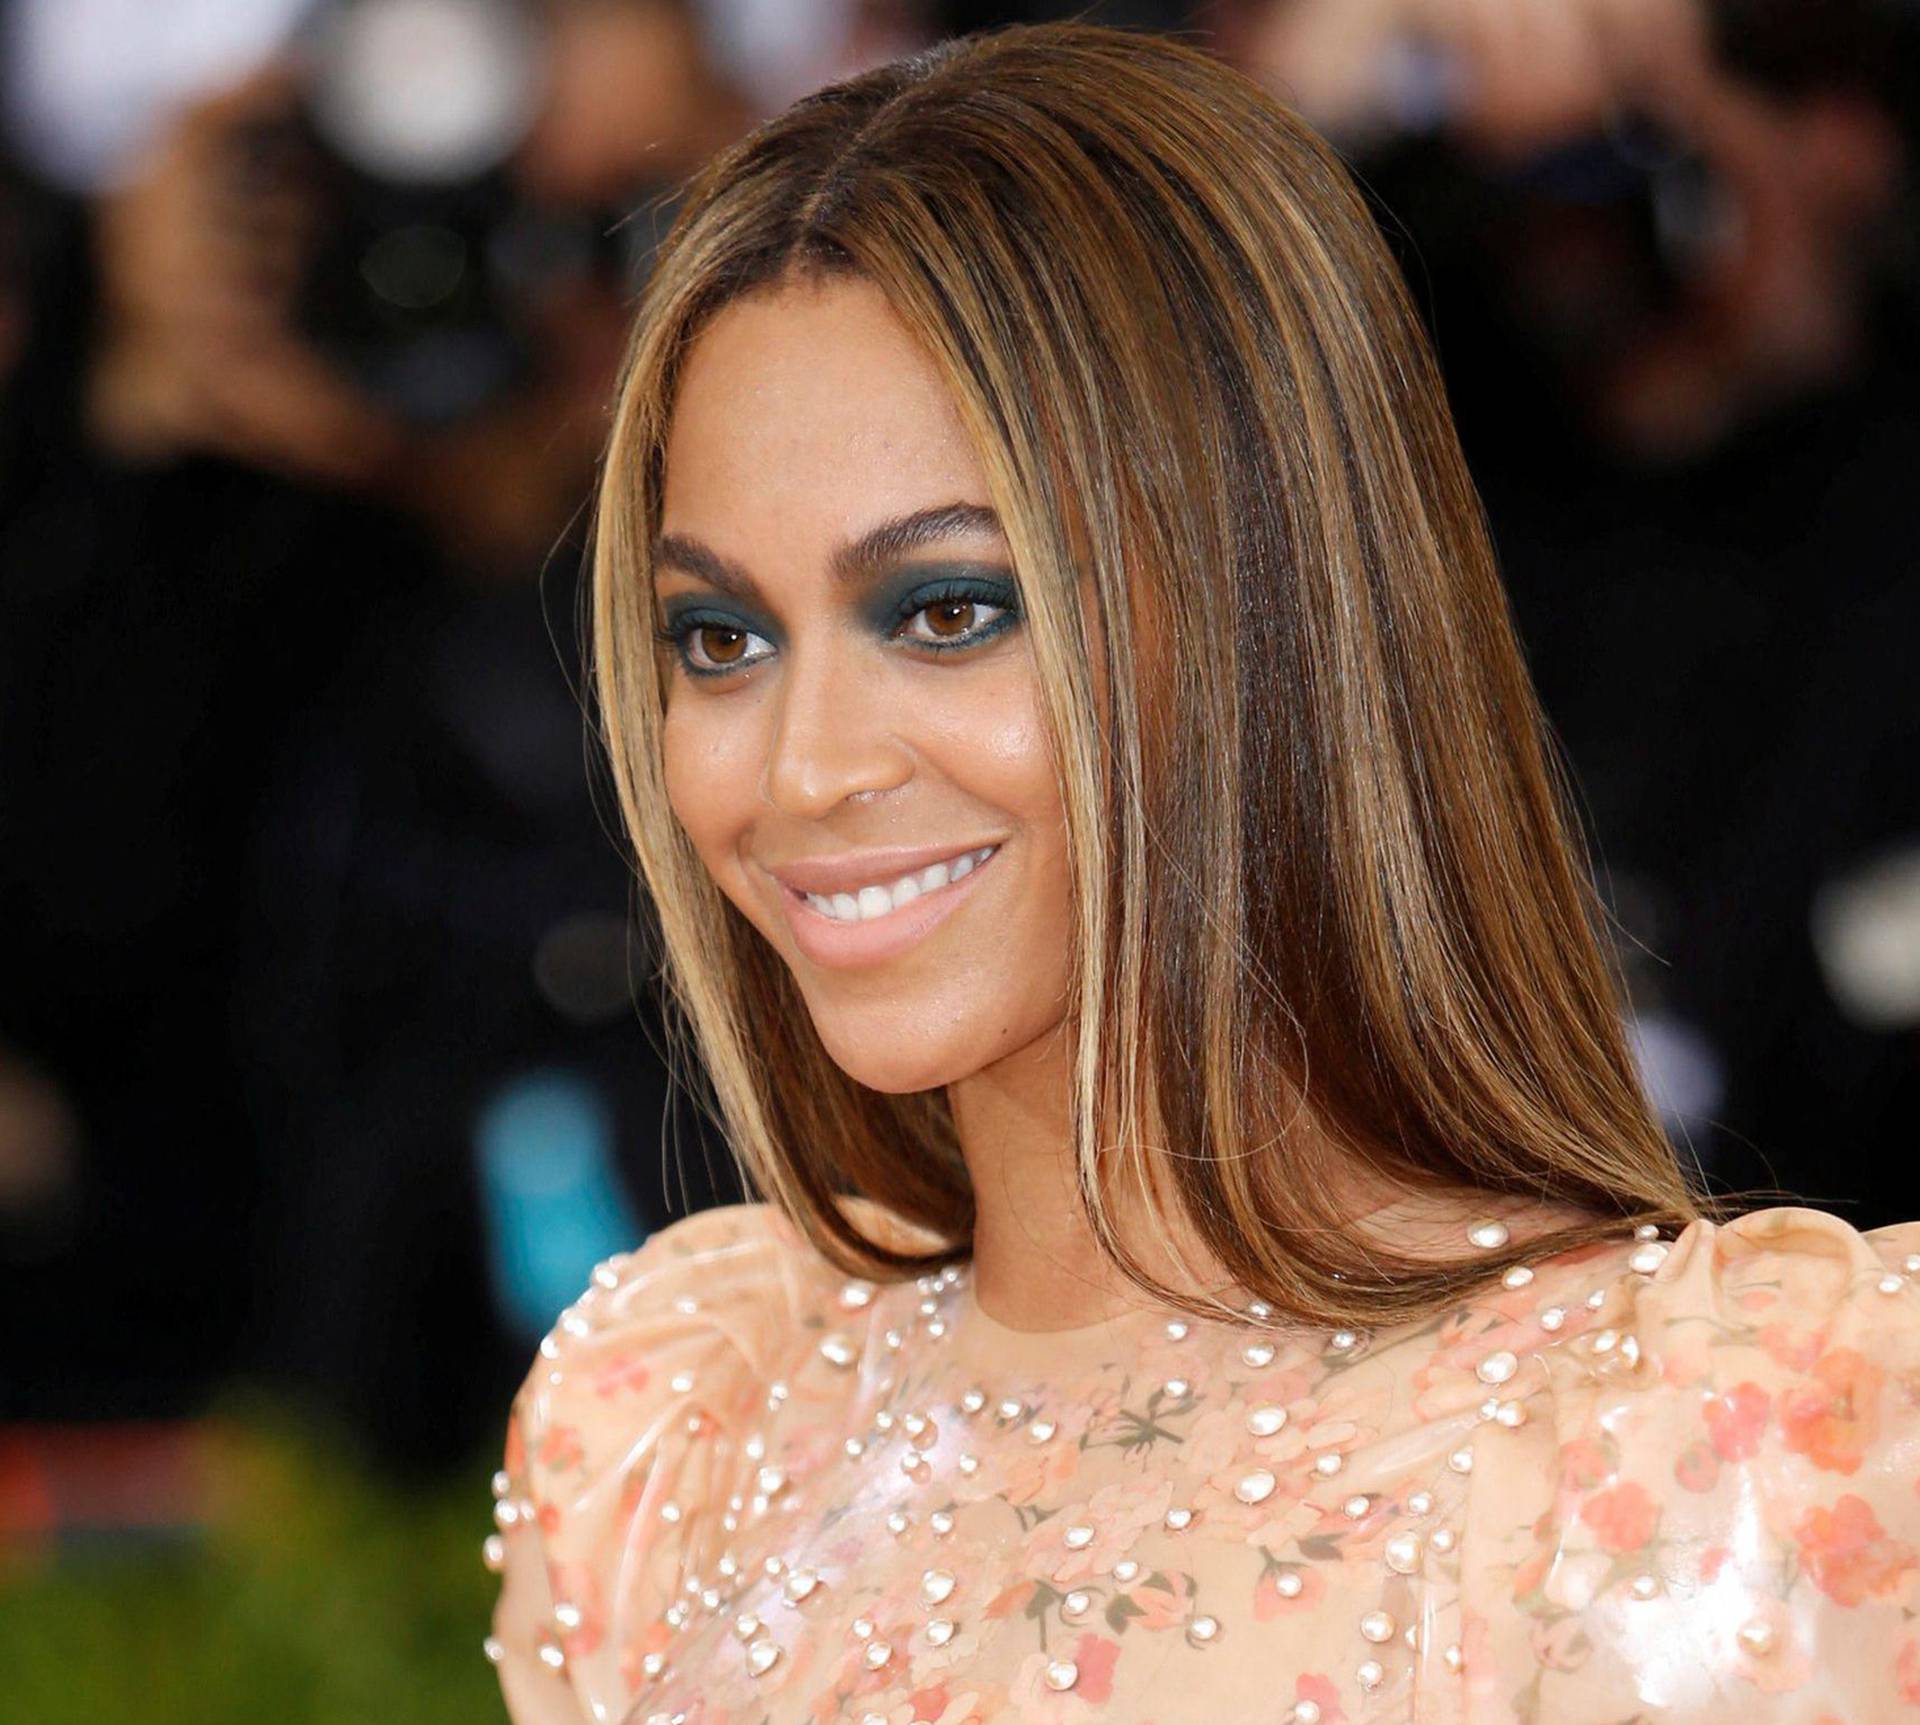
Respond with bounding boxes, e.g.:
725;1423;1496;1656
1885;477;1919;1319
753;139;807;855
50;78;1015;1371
474;1068;645;1343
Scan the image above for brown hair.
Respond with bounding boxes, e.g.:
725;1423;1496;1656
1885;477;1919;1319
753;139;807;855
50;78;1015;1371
591;21;1754;1330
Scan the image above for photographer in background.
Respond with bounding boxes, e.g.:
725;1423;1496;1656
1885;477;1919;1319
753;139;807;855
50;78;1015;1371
1226;0;1920;1222
0;0;748;1472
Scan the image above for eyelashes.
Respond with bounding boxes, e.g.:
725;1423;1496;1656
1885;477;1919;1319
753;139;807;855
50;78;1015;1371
650;611;772;677
653;574;1022;681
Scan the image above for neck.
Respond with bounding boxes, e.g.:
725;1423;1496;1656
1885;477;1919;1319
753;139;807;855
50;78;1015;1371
944;1034;1521;1331
945;1029;1288;1331
945;1028;1158;1331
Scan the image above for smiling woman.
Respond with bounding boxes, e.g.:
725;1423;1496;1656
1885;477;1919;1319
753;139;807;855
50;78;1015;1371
643;275;1073;1090
487;21;1920;1725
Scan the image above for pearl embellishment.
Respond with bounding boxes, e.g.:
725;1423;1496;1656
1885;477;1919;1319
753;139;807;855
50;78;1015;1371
494;1213;1721;1713
1476;1349;1518;1384
1235;1469;1278;1504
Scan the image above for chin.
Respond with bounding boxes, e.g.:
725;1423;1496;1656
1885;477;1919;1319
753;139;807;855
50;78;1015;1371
810;1013;982;1095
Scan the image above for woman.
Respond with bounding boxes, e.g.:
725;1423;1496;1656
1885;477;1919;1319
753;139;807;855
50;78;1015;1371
488;24;1920;1723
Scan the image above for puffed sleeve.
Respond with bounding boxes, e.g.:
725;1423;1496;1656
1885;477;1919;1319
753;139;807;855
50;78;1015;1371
1458;1205;1920;1723
486;1202;828;1725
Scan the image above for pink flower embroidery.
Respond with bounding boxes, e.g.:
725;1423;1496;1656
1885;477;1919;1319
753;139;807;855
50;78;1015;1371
1792;1493;1919;1607
538;1423;585;1471
1703;1381;1770;1461
1290;1671;1346;1723
1579;1481;1658;1553
1022;1479;1173;1583
1673;1439;1719;1493
1897;1636;1920;1704
1779;1349;1885;1476
591;1351;652;1399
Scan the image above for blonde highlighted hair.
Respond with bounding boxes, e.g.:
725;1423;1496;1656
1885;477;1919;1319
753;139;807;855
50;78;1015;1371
591;22;1750;1329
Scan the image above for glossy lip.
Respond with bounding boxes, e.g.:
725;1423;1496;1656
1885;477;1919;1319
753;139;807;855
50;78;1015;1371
764;839;1003;898
768;842;1003;971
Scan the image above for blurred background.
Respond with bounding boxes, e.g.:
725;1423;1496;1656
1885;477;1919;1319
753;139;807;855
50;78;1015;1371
0;0;1914;1717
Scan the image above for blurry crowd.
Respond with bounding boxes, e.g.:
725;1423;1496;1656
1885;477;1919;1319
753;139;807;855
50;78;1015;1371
0;0;1915;1488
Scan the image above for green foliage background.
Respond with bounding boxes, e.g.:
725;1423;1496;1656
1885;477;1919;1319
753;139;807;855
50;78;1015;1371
0;1396;508;1725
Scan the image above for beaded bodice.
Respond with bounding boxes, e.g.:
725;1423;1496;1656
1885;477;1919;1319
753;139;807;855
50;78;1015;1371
489;1199;1920;1724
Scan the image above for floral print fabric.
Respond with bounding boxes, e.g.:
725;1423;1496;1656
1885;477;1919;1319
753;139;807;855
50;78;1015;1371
489;1200;1920;1723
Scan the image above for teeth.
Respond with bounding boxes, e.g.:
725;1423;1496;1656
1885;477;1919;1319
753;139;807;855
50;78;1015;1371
804;847;997;924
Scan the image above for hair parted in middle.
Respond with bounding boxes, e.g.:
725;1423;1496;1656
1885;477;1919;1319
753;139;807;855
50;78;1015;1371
589;21;1746;1332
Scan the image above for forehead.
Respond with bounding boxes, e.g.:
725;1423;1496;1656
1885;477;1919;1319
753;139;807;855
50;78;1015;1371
659;274;990;550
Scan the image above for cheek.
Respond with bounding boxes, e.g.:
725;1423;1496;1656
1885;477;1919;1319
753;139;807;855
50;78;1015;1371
924;665;1073;940
661;696;763;883
914;657;1055;819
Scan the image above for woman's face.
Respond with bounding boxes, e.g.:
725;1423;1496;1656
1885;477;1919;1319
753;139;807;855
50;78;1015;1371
655;273;1073;1094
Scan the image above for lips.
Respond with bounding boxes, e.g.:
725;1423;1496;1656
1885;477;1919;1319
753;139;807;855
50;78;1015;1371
765;839;1005;898
799;845;998;924
767;840;1004;971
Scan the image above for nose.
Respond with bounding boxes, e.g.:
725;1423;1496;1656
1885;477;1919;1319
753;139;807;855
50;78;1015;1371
761;638;913;816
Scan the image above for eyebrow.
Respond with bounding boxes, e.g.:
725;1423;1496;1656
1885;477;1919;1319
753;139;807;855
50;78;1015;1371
651;502;1006;602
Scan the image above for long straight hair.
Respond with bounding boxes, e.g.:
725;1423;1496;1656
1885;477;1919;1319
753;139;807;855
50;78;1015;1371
590;22;1745;1330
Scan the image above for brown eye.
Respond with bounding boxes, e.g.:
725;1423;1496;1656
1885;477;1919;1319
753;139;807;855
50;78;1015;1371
892;586;1014;651
923;599;977;639
697;624;749;665
653;616;773;677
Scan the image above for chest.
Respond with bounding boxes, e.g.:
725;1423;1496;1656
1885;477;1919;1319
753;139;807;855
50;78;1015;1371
639;1345;1478;1725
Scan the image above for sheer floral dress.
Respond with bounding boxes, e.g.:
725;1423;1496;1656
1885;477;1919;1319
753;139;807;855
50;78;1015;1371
487;1197;1920;1724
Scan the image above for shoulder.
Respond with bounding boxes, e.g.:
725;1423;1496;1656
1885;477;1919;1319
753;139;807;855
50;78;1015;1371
507;1200;857;1484
1458;1205;1920;1721
487;1198;940;1721
485;1204;828;1719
